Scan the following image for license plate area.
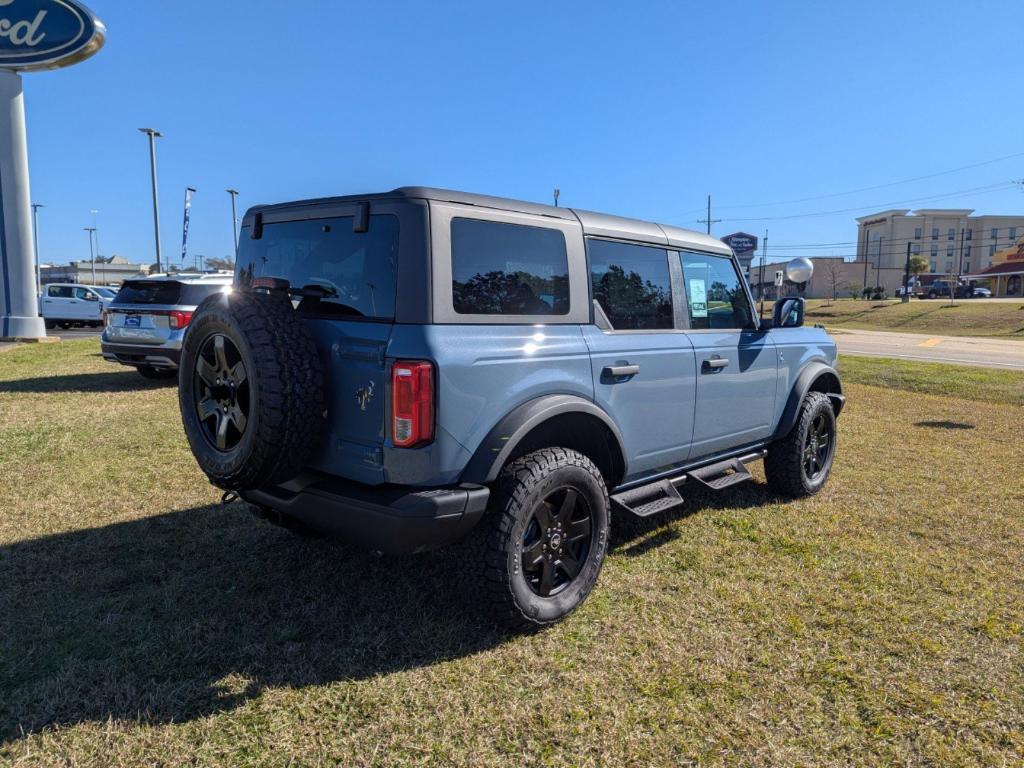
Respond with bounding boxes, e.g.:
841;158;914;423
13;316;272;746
124;315;142;328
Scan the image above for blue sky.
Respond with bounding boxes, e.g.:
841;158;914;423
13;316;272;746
25;0;1024;269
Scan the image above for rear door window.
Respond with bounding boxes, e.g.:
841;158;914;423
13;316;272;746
588;239;673;330
237;215;398;320
48;286;73;299
678;251;753;330
451;218;569;315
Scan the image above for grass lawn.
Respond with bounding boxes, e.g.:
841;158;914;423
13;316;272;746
798;298;1024;338
1;341;1022;766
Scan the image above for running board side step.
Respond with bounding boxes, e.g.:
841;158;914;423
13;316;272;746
611;450;766;518
688;457;753;491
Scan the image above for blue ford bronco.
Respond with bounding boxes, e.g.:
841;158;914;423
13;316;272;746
179;187;843;629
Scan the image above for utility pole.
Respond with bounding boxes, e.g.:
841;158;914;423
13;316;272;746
902;242;911;303
226;188;240;253
90;209;100;263
954;227;966;306
758;230;768;320
84;227;96;283
139;128;163;272
553;188;560;208
697;194;721;235
31;203;43;295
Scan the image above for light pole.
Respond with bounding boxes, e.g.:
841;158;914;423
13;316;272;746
139;128;163;272
90;209;101;283
84;227;96;283
31;203;43;295
226;188;240;254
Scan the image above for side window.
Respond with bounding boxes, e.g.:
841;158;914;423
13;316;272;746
74;287;92;300
679;251;753;330
49;286;73;298
451;218;569;315
588;239;673;330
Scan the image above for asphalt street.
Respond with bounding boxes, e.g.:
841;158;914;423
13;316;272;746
834;329;1024;370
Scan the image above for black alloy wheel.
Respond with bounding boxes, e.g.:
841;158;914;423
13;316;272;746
802;411;832;481
194;333;250;452
521;486;595;598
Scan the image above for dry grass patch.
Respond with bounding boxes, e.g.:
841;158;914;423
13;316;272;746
1;340;1022;766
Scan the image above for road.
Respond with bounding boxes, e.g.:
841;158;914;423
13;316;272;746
834;329;1024;370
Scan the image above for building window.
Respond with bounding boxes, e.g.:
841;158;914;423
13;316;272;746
1011;227;1018;240
945;260;953;272
1008;276;1021;296
991;227;998;241
913;244;921;255
931;245;938;258
929;260;937;272
946;246;954;259
932;227;939;240
948;228;955;240
990;244;997;257
914;227;922;240
966;228;972;241
964;261;970;272
965;246;971;259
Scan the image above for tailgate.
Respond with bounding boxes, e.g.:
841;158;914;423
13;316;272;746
105;307;173;345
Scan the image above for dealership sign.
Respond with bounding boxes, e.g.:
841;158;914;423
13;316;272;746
0;0;105;71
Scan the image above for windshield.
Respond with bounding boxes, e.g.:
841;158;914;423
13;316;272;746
236;214;398;320
93;287;117;299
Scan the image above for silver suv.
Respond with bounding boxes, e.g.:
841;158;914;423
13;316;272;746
101;273;233;380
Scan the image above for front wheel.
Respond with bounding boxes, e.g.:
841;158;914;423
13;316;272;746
764;391;837;498
473;448;610;631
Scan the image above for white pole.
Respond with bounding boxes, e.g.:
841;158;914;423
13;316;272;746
0;70;46;339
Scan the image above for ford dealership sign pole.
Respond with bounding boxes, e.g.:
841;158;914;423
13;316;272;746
0;0;104;339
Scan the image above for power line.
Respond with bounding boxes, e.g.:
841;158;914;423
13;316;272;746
720;181;1017;223
714;150;1024;210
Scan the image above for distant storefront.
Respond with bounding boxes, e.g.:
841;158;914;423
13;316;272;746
40;256;147;287
965;237;1024;297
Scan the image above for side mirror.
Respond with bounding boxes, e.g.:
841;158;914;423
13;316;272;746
85;294;99;301
772;297;805;328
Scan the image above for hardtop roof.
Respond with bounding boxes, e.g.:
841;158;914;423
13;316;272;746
244;186;732;255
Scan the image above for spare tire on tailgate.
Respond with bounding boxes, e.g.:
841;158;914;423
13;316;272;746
178;289;325;490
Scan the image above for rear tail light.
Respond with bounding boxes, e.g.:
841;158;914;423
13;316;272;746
391;361;434;448
169;310;193;330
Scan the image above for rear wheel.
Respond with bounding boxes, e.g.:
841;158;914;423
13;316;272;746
764;391;836;498
473;448;609;631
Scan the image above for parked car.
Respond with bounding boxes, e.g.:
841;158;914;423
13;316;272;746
177;187;844;629
38;283;116;328
101;273;233;379
963;285;992;298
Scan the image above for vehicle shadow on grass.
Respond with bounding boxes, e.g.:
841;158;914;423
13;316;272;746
0;502;509;741
0;370;175;394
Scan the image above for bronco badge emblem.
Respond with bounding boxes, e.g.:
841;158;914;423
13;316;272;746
355;381;375;411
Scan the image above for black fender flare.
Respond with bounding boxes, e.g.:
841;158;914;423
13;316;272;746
460;394;628;485
773;362;845;440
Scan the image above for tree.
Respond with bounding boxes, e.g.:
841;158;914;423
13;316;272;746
908;254;928;276
823;262;844;305
845;281;863;300
204;257;235;272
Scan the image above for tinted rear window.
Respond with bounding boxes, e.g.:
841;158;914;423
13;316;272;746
236;215;398;320
451;218;569;315
114;281;226;305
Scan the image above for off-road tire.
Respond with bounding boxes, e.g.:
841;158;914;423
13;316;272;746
179;290;324;491
764;391;836;498
471;448;610;631
137;365;178;381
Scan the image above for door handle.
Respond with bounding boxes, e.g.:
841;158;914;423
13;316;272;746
603;364;640;378
702;357;729;372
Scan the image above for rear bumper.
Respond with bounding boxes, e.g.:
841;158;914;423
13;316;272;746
100;342;181;369
241;473;491;554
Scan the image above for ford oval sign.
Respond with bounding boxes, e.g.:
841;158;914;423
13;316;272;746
0;0;105;72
